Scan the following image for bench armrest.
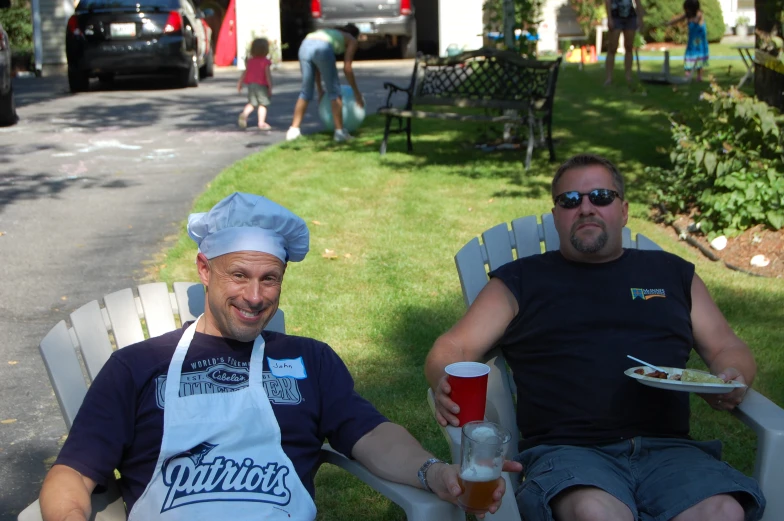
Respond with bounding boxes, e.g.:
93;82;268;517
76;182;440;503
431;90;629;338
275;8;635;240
381;82;413;110
383;81;411;93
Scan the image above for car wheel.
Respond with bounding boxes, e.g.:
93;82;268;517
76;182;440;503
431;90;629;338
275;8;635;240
98;73;115;84
68;67;90;92
199;49;214;79
399;24;417;59
0;87;18;126
180;55;199;88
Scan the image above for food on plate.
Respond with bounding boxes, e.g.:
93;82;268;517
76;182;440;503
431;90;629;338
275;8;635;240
681;370;725;384
633;368;672;379
632;368;684;380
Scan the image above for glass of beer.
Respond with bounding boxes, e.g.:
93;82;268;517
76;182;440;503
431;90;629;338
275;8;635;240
457;421;511;514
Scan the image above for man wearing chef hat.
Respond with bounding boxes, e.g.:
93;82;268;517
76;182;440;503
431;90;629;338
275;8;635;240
39;192;521;521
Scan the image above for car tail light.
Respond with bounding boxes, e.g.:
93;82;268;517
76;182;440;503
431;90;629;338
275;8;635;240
164;11;182;33
311;0;321;18
67;15;82;36
400;0;412;16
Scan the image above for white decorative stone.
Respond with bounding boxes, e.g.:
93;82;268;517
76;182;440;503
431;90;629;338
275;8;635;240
710;236;728;250
750;255;771;268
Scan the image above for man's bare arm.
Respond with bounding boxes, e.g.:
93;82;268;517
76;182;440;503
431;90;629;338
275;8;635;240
424;278;518;425
342;37;363;107
351;422;521;514
40;465;97;521
690;273;756;409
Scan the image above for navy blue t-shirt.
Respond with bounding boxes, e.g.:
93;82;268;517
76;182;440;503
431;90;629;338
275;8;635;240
490;249;695;451
55;325;388;512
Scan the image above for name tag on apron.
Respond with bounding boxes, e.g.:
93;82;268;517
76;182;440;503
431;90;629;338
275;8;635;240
268;357;308;379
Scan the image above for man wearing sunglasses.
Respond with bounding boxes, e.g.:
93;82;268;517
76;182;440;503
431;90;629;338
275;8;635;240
425;154;765;521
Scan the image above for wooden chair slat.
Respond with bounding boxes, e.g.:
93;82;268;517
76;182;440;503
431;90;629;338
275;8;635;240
39;321;88;429
636;232;662;251
622;227;633;248
137;283;177;339
482;222;515;271
173;282;204;323
69;301;114;381
541;213;560;251
511;215;542;258
266;309;286;334
455;238;490;309
103;288;145;349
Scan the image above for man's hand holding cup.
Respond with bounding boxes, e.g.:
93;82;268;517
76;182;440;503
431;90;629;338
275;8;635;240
435;362;491;427
426;458;523;517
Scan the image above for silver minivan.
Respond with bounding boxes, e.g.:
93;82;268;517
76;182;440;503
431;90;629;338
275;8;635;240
310;0;416;58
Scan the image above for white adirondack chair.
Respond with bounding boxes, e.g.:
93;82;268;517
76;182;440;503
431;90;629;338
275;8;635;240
20;282;464;521
428;213;784;521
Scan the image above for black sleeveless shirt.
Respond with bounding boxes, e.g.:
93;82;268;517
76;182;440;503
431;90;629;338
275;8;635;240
490;249;695;451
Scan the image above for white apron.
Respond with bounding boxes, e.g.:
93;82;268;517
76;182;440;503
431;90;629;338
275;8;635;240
128;318;317;521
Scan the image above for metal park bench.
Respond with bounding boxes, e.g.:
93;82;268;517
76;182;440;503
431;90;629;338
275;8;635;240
378;48;562;169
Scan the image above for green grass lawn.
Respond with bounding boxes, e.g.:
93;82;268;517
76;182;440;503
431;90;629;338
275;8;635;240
154;55;783;520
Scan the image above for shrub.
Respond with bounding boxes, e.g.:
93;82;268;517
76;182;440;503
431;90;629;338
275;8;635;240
641;0;725;43
646;83;784;237
0;0;33;53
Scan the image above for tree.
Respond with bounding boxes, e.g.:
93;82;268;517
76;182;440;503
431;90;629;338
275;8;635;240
484;0;544;55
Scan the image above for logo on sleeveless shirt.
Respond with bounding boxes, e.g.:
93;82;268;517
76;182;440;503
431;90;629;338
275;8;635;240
160;442;292;512
630;288;666;300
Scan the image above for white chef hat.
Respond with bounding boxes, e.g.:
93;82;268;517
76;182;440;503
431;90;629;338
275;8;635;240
187;192;309;262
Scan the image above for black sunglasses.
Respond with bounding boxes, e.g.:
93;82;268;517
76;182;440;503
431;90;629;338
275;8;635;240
554;189;622;209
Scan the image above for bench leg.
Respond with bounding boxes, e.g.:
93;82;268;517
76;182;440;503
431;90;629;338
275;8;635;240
545;114;556;162
406;118;413;152
380;115;393;155
525;112;535;169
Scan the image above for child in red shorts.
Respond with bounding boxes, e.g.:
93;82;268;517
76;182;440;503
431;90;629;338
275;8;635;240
237;38;272;130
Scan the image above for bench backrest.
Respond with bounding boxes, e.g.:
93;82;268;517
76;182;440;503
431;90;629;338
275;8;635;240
454;213;661;447
411;48;562;112
40;282;284;429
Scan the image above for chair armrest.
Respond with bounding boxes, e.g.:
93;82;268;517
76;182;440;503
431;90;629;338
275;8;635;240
318;445;464;521
427;389;522;520
731;388;784;521
18;480;126;521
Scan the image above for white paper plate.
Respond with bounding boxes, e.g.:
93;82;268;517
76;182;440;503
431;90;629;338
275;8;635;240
624;366;746;394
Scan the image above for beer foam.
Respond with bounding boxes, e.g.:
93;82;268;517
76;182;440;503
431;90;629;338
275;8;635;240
460;465;499;481
470;425;499;443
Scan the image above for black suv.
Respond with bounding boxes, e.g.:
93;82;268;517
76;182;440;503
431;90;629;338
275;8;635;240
65;0;213;92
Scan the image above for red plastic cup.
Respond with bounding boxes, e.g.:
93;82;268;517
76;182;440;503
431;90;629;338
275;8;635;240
446;362;490;426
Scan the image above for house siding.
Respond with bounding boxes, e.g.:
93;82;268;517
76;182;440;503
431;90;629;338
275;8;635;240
40;0;68;65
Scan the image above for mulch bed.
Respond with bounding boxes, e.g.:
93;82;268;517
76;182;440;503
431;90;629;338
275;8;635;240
658;214;784;279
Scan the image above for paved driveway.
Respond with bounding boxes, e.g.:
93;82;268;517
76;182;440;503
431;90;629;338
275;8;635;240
0;60;412;520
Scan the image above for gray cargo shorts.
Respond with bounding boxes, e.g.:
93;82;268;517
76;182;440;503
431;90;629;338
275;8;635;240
515;437;765;521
